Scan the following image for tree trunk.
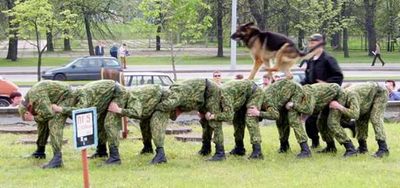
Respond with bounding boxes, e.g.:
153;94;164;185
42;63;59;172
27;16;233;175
216;0;223;57
84;13;94;55
46;31;54;52
331;32;341;50
64;37;71;51
156;26;161;51
298;30;305;50
6;0;18;61
364;0;377;56
343;28;349;57
34;24;42;81
169;32;177;81
248;0;266;30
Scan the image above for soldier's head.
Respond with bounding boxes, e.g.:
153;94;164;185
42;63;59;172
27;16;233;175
212;71;222;84
18;98;34;121
10;91;22;107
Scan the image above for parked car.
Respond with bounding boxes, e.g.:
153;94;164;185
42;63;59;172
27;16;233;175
0;77;19;107
42;56;122;81
255;71;305;86
123;72;174;88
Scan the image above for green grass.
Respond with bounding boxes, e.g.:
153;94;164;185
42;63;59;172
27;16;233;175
0;123;400;187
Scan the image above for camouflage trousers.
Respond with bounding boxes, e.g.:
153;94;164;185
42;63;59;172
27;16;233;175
319;107;352;144
356;89;387;141
35;97;73;154
276;108;308;143
230;106;262;144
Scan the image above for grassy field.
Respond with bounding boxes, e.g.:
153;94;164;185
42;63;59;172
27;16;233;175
0;123;399;188
0;50;400;67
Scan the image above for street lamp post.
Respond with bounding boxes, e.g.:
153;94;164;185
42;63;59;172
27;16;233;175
230;0;237;70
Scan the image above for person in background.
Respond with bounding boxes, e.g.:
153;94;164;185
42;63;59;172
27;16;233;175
212;71;222;85
110;44;119;59
262;74;271;89
300;33;344;148
95;42;105;56
371;43;385;66
235;74;244;80
9;91;22;107
385;80;400;101
119;43;129;69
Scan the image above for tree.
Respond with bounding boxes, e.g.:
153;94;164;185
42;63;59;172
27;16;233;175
139;0;212;80
363;0;378;56
5;0;76;81
5;0;18;61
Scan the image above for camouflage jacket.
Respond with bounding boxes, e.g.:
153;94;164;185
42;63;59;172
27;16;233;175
260;79;314;120
62;80;123;115
212;80;263;121
156;79;209;112
25;80;71;122
120;85;165;119
303;83;342;113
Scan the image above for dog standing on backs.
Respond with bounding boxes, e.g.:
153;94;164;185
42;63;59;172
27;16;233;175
231;22;324;80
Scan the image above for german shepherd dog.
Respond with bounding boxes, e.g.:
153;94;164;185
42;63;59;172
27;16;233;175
231;22;323;80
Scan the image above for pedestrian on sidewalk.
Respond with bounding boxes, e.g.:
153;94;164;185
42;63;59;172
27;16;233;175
371;43;385;66
119;43;129;69
110;43;118;59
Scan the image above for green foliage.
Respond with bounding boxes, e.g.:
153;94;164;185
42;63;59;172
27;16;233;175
139;0;213;43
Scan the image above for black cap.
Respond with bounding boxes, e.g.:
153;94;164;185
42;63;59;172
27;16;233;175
309;33;324;41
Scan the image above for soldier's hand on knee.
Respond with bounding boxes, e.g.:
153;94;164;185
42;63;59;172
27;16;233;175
108;102;122;113
285;102;294;110
329;101;344;111
51;104;63;113
247;106;260;117
205;112;215;120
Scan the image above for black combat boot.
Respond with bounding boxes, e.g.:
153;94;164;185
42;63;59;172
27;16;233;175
296;142;312;158
42;152;63;169
317;142;337;153
105;145;121;165
207;144;226;161
248;143;264;160
151;147;167;164
88;144;108;159
229;140;246;156
278;140;290;153
25;145;46;159
198;140;211;156
373;140;389;158
140;140;154;154
311;138;320;148
357;139;368;154
343;141;358;157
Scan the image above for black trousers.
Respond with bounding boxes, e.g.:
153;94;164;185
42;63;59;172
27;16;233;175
371;54;385;66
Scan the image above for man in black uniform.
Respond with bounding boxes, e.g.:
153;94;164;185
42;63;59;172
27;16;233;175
300;33;344;152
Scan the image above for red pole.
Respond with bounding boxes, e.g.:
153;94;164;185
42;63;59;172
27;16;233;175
81;149;90;188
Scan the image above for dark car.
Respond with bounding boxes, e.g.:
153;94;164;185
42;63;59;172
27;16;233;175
42;56;122;81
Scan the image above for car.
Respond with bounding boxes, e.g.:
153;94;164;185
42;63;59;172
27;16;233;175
255;71;305;86
42;56;122;81
123;72;174;88
0;77;19;107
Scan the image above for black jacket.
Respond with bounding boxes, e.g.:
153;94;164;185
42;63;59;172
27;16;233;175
300;51;343;86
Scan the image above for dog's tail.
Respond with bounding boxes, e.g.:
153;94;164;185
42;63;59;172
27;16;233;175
297;42;326;57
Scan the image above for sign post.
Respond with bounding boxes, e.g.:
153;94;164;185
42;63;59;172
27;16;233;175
72;107;98;188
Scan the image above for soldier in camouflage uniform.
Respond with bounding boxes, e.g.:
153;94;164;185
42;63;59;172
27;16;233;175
247;79;315;158
52;80;126;161
328;82;389;157
18;80;75;169
150;79;228;164
203;80;264;159
302;83;358;157
105;85;169;165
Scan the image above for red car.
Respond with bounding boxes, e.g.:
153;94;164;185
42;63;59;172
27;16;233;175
0;77;19;107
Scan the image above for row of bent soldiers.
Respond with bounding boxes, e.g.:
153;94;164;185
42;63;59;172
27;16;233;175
19;78;389;169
